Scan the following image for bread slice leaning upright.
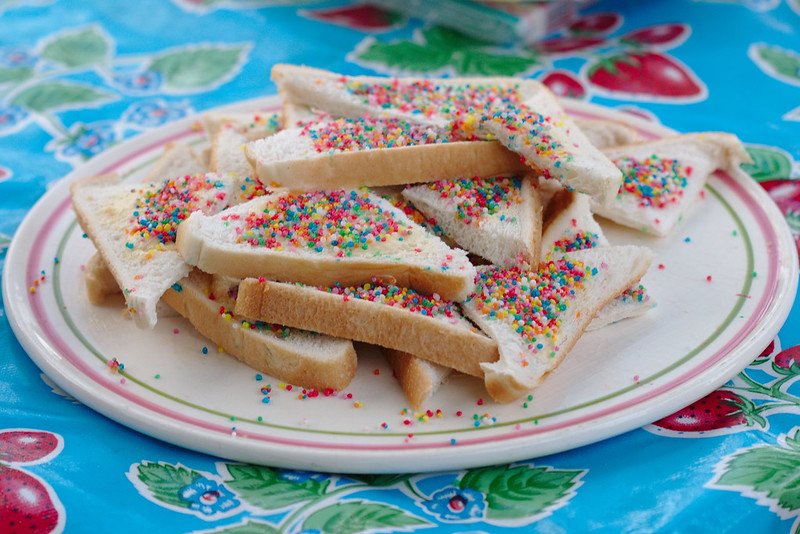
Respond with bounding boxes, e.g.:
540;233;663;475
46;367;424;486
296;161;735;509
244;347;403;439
176;189;477;301
462;245;653;403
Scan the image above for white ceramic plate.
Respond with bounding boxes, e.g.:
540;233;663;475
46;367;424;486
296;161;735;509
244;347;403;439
4;97;798;473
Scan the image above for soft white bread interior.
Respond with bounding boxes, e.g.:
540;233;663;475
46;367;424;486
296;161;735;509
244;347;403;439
573;120;639;149
175;189;477;301
542;190;654;330
592;132;751;236
84;251;123;304
385;348;452;409
163;269;357;390
234;278;499;377
71;173;235;328
402;175;542;267
202;111;280;141
463;245;653;402
142;142;206;183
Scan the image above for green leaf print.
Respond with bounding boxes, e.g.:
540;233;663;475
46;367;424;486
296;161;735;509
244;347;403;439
209;520;281;534
136;462;201;509
459;464;584;520
0;66;33;85
223;464;329;510
12;81;114;112
41;26;111;67
354;25;541;76
741;146;793;181
302;501;430;534
344;474;412;487
149;44;249;90
751;43;800;86
715;443;800;512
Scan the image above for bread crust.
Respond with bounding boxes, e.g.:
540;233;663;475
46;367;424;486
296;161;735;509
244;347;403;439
235;278;499;377
385;349;447;409
163;270;358;390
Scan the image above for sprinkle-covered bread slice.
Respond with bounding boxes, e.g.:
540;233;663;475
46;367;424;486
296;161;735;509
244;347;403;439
542;190;654;330
163;270;357;390
592;132;751;236
176;189;477;301
235;277;498;377
272;64;621;202
462;246;653;402
202;111;281;141
402;174;542;266
71;173;236;328
245;116;526;190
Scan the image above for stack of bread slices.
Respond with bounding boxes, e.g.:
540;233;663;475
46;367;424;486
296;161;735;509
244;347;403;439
72;65;750;406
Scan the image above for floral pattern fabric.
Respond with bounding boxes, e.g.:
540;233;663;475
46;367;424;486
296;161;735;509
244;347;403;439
1;0;799;532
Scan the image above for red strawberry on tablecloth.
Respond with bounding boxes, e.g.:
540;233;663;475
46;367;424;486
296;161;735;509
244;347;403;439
535;36;604;55
540;71;587;99
759;179;800;256
0;430;61;466
753;340;776;364
620;24;689;48
302;4;403;32
0;465;61;533
774;345;800;373
652;390;765;433
586;50;705;100
569;13;622;35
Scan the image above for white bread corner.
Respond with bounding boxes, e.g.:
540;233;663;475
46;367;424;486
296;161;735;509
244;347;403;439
202;111;280;141
163;270;357;390
593;132;751;236
142;142;206;183
385;349;452;409
175;192;477;301
234;278;499;377
463;245;653;402
402;175;542;267
71;173;235;328
84;251;122;304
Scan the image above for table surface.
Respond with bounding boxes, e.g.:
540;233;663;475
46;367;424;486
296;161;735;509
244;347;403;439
2;0;800;532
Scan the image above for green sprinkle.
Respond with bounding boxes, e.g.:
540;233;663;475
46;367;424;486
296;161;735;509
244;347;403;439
732;229;738;236
257;416;263;422
154;374;160;379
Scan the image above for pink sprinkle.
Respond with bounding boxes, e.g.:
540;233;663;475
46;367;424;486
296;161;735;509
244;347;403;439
658;263;665;270
120;378;126;384
706;275;712;282
600;261;608;269
633;374;640;382
173;328;180;335
514;424;522;430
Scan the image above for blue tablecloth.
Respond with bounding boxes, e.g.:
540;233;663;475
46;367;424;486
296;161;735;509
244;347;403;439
2;0;800;531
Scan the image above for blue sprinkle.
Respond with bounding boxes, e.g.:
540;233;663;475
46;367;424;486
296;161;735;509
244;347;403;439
684;237;691;243
255;374;263;381
450;438;457;446
171;283;183;292
125;242;134;249
201;346;208;355
261;397;270;404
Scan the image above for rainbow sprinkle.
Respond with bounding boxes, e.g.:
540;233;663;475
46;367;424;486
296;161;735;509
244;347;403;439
469;258;594;349
426;176;523;224
130;174;228;245
324;278;458;320
620;284;649;303
230;190;412;258
382;194;445;237
302;116;453;153
551;231;600;254
615;156;689;209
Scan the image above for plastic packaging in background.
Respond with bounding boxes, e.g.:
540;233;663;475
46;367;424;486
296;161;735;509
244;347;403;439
365;0;581;44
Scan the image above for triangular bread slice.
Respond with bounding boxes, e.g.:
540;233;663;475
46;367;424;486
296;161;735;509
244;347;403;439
385;349;452;409
142;142;206;183
202;111;281;141
235;277;498;377
245;116;526;190
272;64;621;202
163;270;357;390
592;132;751;236
71;173;236;328
542;190;654;330
176;189;477;301
402;174;542;266
462;246;653;402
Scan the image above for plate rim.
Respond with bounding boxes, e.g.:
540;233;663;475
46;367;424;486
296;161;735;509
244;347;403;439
4;97;798;473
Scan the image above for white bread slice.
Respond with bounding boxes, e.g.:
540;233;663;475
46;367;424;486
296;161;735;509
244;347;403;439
462;246;653;402
245;116;526;190
271;64;621;202
385;349;451;409
542;190;654;330
281;103;329;128
84;251;122;304
176;189;477;301
142;142;206;183
573;120;638;149
209;126;253;178
70;173;236;328
402;175;542;267
202;111;281;141
592;132;751;236
234;277;498;377
163;269;357;390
